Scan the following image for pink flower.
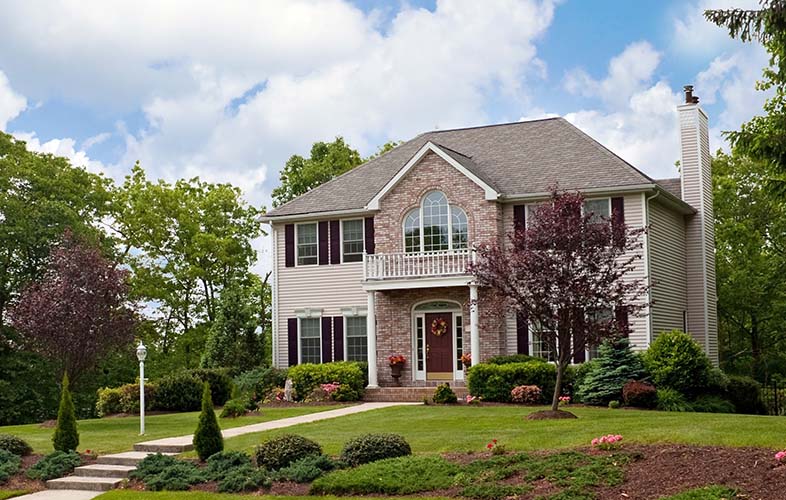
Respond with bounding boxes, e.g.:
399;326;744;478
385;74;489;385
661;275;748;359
776;450;786;462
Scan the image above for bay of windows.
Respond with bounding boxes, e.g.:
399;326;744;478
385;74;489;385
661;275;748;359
404;191;468;253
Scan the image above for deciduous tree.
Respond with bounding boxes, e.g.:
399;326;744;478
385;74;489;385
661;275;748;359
469;189;647;413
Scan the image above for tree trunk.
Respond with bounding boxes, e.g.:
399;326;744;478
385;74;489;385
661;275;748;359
552;361;565;412
750;315;762;378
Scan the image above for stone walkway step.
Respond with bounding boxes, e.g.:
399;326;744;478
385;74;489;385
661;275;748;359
133;442;193;453
73;464;135;478
97;450;176;467
46;476;123;492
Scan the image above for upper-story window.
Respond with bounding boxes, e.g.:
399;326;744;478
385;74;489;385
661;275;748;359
526;198;610;227
342;219;364;262
404;191;468;253
296;223;318;265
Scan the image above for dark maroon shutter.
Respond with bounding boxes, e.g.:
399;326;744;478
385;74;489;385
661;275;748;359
513;204;526;232
615;305;629;337
332;316;344;361
321;317;332;362
284;224;295;268
364;217;375;254
329;220;340;264
287;318;298;366
611;197;624;226
516;312;529;355
318;221;329;265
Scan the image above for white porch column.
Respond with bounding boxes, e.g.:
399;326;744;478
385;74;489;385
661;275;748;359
366;290;379;388
469;283;480;364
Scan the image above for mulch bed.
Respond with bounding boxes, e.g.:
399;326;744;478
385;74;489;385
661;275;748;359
525;409;578;419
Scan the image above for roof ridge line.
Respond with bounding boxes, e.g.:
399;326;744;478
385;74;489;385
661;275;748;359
425;116;562;135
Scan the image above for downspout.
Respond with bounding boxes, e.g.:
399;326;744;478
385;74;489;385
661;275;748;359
644;189;660;347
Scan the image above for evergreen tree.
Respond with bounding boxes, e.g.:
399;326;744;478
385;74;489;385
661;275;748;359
201;282;264;371
52;373;79;452
193;382;223;461
576;338;645;406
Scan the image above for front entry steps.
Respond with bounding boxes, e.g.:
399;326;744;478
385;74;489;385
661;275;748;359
46;450;178;491
364;385;469;402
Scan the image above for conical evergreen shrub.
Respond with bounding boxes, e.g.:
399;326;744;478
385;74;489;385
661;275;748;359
193;382;223;461
575;338;644;406
52;373;79;452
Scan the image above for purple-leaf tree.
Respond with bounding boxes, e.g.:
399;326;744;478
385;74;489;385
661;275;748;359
8;229;137;382
469;189;648;413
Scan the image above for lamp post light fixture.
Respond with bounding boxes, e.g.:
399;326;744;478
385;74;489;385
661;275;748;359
136;342;147;435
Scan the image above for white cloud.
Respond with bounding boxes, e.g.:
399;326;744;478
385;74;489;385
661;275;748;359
81;132;111;150
0;70;26;130
671;0;761;57
12;131;106;175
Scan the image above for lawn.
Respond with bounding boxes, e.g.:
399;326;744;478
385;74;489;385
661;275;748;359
95;492;450;500
0;405;348;455
0;492;31;500
214;404;786;455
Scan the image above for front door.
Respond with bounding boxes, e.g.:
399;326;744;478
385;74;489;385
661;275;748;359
425;313;453;380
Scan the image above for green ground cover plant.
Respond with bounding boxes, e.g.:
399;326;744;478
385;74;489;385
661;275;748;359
660;485;738;499
0;491;31;500
26;450;81;480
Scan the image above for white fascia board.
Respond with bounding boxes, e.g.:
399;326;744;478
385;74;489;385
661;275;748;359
366;142;499;210
260;208;374;223
362;276;473;291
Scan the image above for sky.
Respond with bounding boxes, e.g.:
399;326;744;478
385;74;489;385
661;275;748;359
0;0;770;274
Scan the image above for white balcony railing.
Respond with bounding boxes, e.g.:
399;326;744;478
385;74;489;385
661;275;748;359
363;248;475;280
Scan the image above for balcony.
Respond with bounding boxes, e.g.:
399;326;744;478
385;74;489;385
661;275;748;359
363;248;475;281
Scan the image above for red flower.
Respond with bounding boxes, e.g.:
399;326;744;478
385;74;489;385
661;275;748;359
492;439;497;444
487;443;493;449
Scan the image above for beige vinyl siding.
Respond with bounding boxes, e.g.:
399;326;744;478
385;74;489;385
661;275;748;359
648;199;687;338
500;194;649;353
272;221;367;367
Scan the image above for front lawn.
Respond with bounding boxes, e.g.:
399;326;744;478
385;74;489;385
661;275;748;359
216;405;786;455
0;491;31;500
0;405;348;455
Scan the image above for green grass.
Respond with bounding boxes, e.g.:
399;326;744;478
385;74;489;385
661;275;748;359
0;491;31;500
0;405;347;455
661;485;738;499
95;492;451;500
216;405;786;455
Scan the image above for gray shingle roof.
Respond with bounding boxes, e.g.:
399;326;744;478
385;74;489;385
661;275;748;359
266;117;659;217
655;178;682;199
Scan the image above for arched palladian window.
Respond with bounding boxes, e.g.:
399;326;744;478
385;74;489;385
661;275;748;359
404;191;468;253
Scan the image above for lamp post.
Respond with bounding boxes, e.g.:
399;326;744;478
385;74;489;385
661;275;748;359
136;342;147;435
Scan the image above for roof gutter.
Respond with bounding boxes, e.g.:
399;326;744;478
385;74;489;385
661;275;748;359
259;208;376;223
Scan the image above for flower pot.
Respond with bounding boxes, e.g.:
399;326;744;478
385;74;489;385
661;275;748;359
390;363;403;386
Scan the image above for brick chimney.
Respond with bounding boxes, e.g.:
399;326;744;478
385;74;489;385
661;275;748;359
678;85;718;364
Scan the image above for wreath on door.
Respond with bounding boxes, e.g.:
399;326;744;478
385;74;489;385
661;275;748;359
431;317;448;337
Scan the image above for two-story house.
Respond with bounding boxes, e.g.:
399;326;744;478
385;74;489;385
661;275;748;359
261;86;717;391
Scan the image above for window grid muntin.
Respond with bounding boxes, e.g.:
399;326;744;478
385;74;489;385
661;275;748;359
345;316;368;362
300;318;321;364
530;321;555;362
451;207;468;249
342;219;364;263
296;223;318;266
423;191;450;252
403;191;469;253
404;209;421;253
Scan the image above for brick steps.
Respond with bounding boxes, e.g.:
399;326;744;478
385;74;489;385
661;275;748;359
364;385;468;402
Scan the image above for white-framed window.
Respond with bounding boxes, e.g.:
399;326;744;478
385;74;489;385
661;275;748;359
455;315;464;369
296;223;318;266
583;198;611;224
345;316;368;361
403;190;469;253
530;320;556;361
415;316;425;371
341;219;364;263
299;317;321;364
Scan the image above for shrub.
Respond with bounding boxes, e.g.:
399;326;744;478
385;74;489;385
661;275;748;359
486;354;545;365
118;382;157;414
706;367;730;396
432;383;458;404
234;367;288;402
726;376;766;415
155;372;203;412
186;369;233;406
254;434;322;470
26;451;81;480
571;359;599;403
193;383;223;461
311;455;459;495
131;453;204;491
205;450;252;480
656;388;693;412
95;387;123;416
218;465;271;493
287;362;365;402
691;395;735;414
622;380;657;409
220;398;250;418
273;454;336;483
467;361;556;402
0;449;21;483
0;434;32;456
575;339;645;406
644;330;712;396
608;400;621;409
340;433;412;467
131;453;178;479
510;385;542;404
53;373;79;452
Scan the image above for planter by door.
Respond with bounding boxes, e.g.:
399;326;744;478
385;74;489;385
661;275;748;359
425;313;453;380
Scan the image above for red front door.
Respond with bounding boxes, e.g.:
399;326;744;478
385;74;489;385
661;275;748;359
425;313;453;377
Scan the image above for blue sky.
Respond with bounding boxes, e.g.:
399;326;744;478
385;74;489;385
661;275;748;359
0;0;768;270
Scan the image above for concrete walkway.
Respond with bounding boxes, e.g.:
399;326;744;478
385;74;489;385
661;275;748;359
11;490;102;500
135;401;418;451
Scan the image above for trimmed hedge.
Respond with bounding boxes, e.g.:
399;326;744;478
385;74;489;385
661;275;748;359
726;375;766;415
155;373;204;412
467;361;557;402
485;354;546;365
254;434;322;471
96;383;157;416
288;362;365;402
340;434;412;466
0;434;32;456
